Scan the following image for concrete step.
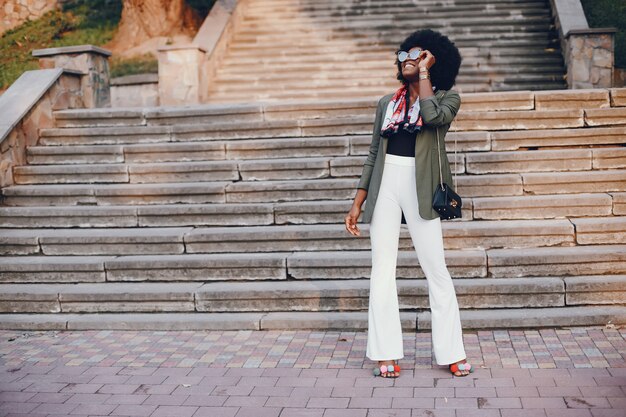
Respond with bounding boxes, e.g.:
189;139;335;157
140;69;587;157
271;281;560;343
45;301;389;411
2;306;623;331
472;193;616;219
16;147;626;184
0;203;275;228
1;245;624;284
40;111;623;148
4;276;603;313
0;218;590;255
2;169;624;205
226;32;560;53
2;194;617;228
27;137;353;164
242;6;550;21
234;17;553;34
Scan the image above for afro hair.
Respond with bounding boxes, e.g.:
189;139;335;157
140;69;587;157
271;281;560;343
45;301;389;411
396;29;462;91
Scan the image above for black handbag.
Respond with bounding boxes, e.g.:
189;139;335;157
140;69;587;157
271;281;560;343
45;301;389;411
432;125;462;220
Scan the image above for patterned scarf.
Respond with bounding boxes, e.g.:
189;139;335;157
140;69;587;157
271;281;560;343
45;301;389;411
380;85;436;138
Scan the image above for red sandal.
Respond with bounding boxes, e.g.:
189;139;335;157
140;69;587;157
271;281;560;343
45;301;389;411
449;361;473;376
373;361;401;378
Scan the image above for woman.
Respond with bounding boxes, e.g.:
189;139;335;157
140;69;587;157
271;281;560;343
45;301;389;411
344;29;472;378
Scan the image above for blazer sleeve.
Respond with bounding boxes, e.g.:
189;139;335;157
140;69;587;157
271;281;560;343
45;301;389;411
357;97;386;191
419;90;461;127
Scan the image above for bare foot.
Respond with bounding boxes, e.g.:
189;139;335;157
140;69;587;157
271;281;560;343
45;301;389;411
377;360;400;378
449;359;470;377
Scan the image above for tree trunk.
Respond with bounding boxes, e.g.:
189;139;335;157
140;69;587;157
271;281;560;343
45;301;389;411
109;0;200;49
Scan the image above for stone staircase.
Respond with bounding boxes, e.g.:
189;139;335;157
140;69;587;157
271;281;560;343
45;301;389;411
206;0;567;102
1;88;626;331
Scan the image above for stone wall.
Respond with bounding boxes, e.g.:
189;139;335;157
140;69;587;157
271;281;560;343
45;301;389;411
1;0;60;34
111;74;159;107
0;70;83;188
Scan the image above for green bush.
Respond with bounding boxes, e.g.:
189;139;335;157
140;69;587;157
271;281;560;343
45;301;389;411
0;0;122;90
580;0;626;68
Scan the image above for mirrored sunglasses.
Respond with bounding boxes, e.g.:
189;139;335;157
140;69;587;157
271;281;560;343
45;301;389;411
397;49;422;62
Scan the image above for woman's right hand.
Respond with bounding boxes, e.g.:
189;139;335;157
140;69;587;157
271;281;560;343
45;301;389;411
345;205;362;236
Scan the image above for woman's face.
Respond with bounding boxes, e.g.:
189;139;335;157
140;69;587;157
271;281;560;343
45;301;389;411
400;45;424;81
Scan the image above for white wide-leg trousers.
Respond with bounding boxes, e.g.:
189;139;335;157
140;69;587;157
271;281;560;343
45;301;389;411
366;153;466;365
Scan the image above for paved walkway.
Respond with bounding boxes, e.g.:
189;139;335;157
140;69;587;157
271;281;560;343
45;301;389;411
0;327;625;417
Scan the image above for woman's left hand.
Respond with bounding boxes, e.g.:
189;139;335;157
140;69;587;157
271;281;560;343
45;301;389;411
418;49;436;70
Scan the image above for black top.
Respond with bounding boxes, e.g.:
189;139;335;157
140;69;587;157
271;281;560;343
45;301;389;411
386;95;418;157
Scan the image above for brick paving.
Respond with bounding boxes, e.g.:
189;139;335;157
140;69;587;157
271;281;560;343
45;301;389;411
0;327;625;417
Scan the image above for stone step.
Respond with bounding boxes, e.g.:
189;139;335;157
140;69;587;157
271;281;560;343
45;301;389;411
234;17;552;34
16;147;626;183
2;277;594;314
40;111;622;148
1;190;617;225
0;203;275;228
217;57;563;76
50;90;623;128
242;6;550;21
472;193;615;219
3;168;625;205
0;218;588;255
2;306;623;331
229;31;557;48
1;245;624;284
246;0;547;10
205;82;569;100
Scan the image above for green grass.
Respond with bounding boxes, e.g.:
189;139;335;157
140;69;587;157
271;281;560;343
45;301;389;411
580;0;626;68
0;0;217;90
0;0;121;90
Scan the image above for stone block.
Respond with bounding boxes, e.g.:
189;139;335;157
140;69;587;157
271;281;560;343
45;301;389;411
92;182;229;205
274;200;353;224
227;137;350;160
128;161;238;183
104;253;288;281
287;250;487;279
144;102;263;125
263;98;376;120
260;311;416;331
418;306;626;329
592;147;626;169
453;109;584;131
466;149;592;174
38;227;191;256
299;116;374;137
66;313;263;330
124;142;225;163
39;125;171;146
0;284;63;313
238;157;330;181
488;245;626;277
27;145;124;165
571;216;626;245
58;282;200;312
171;119;300;141
0;206;138;228
456;174;523;197
473;193;613;220
535;89;610;110
0;256;112;283
225;178;356;203
565;275;626;305
585;107;626;126
613;193;626;215
13;164;129;185
330;156;367;177
521;170;626;194
0;314;68;330
460;91;534;111
609;88;626;106
491;126;626;151
137;203;274;227
53;108;145;128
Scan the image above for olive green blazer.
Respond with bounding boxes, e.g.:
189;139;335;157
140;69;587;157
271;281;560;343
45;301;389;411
357;89;461;222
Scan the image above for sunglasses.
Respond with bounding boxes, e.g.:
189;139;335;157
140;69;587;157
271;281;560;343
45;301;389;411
397;49;422;62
